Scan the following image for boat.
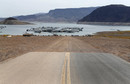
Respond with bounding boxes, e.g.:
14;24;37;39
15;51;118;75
0;26;6;29
26;26;84;33
23;33;34;37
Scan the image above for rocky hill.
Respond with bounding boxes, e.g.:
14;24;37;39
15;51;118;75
15;13;46;21
45;7;97;22
0;7;97;23
0;17;31;25
79;5;130;22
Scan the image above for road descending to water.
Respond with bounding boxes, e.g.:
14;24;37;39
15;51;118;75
0;37;130;84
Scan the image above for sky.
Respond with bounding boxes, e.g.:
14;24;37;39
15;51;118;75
1;0;130;17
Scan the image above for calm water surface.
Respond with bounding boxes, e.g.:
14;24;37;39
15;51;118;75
0;22;130;36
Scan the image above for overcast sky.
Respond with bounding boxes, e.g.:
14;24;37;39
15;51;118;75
1;0;130;17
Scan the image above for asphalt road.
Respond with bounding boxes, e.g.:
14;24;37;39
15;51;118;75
0;52;130;84
70;53;130;84
0;52;65;84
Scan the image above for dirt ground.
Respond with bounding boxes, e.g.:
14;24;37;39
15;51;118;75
0;36;130;62
76;37;130;62
0;36;62;62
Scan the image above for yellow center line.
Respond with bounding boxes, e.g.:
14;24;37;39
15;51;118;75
61;52;71;84
61;54;67;84
67;52;71;84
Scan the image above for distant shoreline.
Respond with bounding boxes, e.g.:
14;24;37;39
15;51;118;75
77;22;130;26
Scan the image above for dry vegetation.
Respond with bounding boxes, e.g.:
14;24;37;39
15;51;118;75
95;31;130;39
0;36;62;62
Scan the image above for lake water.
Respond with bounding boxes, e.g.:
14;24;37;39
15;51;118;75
0;22;130;36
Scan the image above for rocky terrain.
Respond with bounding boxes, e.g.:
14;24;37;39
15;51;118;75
79;5;130;24
0;17;31;25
